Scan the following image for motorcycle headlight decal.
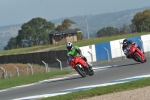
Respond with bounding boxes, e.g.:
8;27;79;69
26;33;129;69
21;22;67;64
76;59;78;61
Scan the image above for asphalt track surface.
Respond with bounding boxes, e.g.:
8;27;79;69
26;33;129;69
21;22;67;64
0;57;150;100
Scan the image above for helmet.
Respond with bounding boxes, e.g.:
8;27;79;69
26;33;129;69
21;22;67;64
123;39;128;47
66;42;73;51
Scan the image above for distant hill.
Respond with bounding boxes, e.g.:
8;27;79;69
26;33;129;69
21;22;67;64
51;6;150;38
0;6;150;50
0;24;21;50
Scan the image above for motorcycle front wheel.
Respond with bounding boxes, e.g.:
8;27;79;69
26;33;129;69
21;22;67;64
135;54;144;63
76;64;86;77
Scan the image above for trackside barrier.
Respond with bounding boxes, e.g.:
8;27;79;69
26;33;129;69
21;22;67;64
0;35;150;71
138;38;144;51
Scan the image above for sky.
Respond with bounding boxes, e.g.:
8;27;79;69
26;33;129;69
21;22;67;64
0;0;150;27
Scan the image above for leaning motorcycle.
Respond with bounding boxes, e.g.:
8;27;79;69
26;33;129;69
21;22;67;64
69;56;94;77
126;44;146;63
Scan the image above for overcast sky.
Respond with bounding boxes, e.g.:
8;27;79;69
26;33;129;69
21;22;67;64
0;0;150;27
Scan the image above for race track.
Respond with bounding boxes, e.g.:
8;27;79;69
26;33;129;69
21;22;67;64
0;57;150;100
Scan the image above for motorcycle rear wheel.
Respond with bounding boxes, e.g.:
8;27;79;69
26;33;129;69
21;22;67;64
144;58;147;62
88;69;94;76
87;64;94;76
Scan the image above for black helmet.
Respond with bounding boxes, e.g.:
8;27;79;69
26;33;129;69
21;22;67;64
66;42;73;51
123;39;128;47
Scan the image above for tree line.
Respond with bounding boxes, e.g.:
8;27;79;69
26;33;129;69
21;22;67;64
96;9;150;37
4;18;82;50
5;9;150;50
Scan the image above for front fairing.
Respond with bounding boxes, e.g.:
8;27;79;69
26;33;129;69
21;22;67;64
126;45;136;54
74;56;86;67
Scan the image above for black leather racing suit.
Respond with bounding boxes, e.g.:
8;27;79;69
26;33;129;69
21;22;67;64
122;40;141;58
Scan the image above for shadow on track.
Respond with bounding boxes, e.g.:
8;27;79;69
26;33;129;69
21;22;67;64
114;62;141;68
43;75;84;84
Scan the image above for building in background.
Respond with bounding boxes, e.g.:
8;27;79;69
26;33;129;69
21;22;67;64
49;30;81;44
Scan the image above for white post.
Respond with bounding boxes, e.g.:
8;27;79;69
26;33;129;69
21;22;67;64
28;63;34;74
88;51;93;65
56;59;62;70
42;61;48;72
0;67;6;78
47;63;50;72
104;47;110;62
14;65;20;76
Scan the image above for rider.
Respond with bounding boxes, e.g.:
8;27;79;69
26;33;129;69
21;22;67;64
122;39;143;58
66;42;91;68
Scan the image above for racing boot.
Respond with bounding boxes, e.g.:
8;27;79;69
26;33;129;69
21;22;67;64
87;62;93;70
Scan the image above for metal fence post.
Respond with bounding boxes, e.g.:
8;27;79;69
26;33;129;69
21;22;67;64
56;59;62;70
14;65;20;76
42;61;48;72
0;67;6;78
28;63;34;74
104;47;110;62
47;63;50;72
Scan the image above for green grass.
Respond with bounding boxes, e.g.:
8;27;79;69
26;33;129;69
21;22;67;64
0;70;72;90
0;32;150;55
40;78;150;100
0;44;63;55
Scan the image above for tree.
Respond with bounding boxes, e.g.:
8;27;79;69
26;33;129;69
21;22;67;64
55;19;76;31
131;9;150;32
16;17;55;47
120;24;130;34
96;27;119;37
4;37;16;50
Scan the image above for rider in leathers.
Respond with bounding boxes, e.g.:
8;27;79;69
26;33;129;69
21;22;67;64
66;42;91;68
122;39;143;58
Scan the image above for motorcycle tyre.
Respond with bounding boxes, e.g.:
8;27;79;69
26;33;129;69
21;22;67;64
76;65;86;77
135;54;144;63
88;69;94;76
86;63;94;76
144;58;147;62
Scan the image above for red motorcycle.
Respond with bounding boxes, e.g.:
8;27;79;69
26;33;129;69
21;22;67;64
69;56;94;77
126;44;146;63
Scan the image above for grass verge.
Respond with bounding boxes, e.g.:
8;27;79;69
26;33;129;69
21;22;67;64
0;70;72;90
39;77;150;100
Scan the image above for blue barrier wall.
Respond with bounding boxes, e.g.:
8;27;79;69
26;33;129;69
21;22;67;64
126;36;142;50
95;42;112;61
